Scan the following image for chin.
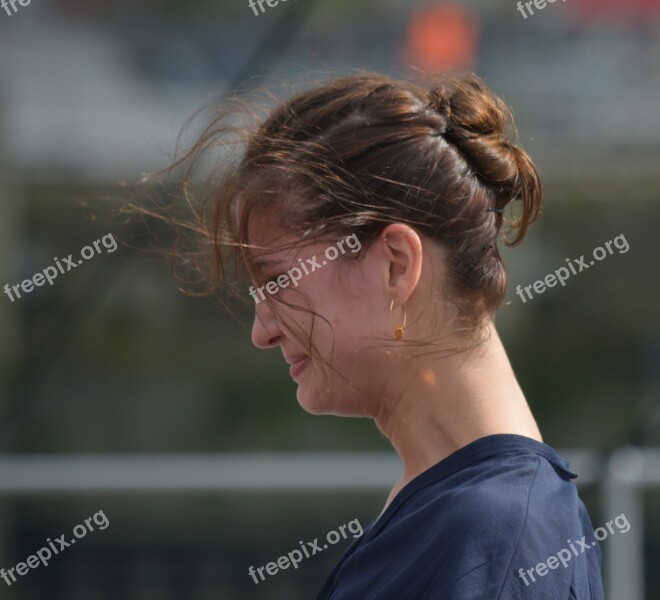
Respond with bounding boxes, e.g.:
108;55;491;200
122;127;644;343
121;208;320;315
296;385;367;417
296;386;335;415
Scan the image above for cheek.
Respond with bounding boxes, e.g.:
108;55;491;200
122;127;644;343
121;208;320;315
282;265;375;352
315;298;375;364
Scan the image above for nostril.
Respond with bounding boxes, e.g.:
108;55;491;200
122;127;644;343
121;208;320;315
251;313;282;350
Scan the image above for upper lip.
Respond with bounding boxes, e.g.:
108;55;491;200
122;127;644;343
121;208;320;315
284;354;308;366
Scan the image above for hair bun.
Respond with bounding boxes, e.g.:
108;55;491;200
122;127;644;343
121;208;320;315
430;74;509;140
428;88;451;135
426;73;540;244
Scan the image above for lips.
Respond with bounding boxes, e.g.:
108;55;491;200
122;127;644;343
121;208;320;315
284;354;308;366
289;356;310;380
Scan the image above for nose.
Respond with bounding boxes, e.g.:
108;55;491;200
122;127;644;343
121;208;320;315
251;299;282;349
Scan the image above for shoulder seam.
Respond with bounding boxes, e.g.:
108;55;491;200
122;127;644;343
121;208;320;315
428;559;491;596
495;455;543;600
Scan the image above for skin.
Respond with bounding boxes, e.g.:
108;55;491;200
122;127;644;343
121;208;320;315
247;209;542;513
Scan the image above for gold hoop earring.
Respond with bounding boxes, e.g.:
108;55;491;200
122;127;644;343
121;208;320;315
389;300;407;341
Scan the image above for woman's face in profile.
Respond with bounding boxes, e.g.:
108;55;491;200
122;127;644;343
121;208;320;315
247;212;388;418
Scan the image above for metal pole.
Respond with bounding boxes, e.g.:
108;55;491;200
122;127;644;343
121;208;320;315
603;447;645;600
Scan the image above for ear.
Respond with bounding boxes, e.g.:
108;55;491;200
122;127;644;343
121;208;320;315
378;223;423;306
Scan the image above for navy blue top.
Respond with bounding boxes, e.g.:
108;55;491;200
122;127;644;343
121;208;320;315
316;434;604;600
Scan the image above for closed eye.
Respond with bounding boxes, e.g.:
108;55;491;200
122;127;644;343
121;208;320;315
254;271;285;287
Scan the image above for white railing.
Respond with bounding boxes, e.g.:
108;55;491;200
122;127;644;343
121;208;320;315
0;447;657;600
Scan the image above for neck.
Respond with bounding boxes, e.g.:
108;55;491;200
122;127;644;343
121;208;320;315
374;323;541;509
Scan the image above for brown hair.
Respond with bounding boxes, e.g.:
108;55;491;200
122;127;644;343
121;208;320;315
140;70;541;353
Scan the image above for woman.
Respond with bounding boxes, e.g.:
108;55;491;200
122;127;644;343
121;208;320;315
156;71;604;599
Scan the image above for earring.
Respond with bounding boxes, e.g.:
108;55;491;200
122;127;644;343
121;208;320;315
389;300;407;341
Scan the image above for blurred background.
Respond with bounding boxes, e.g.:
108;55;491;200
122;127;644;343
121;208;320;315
0;0;659;598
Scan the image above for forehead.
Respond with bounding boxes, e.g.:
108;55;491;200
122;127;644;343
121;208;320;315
237;197;301;266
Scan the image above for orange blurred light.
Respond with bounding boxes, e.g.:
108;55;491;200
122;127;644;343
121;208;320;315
405;3;480;72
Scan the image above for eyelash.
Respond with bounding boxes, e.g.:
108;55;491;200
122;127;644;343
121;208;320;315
259;272;283;285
